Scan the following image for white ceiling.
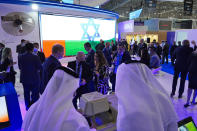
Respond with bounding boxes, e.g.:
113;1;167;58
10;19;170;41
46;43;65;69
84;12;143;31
0;3;117;20
74;0;110;7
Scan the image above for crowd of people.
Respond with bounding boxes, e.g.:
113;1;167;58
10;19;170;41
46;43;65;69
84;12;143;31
0;38;197;111
1;37;197;130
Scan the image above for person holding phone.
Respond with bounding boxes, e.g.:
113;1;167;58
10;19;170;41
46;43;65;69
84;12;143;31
0;48;17;86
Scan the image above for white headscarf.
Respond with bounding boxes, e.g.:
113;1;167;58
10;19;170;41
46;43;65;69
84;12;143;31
116;63;178;131
22;67;90;131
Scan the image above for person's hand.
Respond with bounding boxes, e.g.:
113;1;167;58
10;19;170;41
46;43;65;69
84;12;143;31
80;79;86;86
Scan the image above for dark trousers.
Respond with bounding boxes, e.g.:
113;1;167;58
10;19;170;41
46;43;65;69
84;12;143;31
172;69;187;96
23;83;39;110
162;54;168;64
72;86;89;110
170;53;175;65
87;80;95;93
110;73;116;92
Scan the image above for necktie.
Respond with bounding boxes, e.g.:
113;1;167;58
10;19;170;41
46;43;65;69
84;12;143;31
77;63;82;86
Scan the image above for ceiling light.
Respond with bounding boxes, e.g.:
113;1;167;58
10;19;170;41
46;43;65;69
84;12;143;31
32;4;39;10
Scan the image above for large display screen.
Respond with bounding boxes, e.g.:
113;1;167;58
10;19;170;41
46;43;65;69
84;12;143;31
40;14;116;57
0;96;10;129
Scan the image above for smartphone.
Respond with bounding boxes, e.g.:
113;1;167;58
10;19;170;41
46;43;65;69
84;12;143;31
178;117;197;131
0;96;10;129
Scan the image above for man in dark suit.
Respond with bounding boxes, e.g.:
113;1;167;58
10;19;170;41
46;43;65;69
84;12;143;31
103;42;112;66
110;42;131;92
171;40;193;98
84;42;95;70
41;44;64;94
0;43;5;62
33;43;46;64
18;43;42;110
191;40;197;51
67;52;92;109
16;39;27;55
155;42;162;59
170;41;177;65
162;41;169;64
178;41;182;47
111;40;117;57
138;39;147;57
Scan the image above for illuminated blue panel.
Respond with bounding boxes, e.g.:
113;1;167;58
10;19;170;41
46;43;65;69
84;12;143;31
62;0;73;4
129;9;142;20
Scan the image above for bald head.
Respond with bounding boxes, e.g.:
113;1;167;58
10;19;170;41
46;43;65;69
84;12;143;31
76;52;85;62
140;39;144;43
191;40;196;45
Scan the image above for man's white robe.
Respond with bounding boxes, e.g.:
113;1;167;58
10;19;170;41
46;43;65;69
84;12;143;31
116;63;178;131
22;68;90;131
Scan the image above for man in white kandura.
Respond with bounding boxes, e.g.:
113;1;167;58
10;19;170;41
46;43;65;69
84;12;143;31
116;63;178;131
22;66;94;131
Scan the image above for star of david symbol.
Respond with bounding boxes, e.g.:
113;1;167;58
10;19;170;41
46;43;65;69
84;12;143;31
81;19;100;41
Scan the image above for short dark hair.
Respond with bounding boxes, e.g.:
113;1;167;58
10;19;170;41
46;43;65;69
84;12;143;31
25;43;34;52
0;43;5;48
84;42;91;48
118;42;124;47
182;40;190;47
21;39;26;43
52;44;64;54
33;42;39;47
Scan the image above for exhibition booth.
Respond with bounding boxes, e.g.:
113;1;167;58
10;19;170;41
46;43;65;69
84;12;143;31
0;0;118;58
118;19;168;45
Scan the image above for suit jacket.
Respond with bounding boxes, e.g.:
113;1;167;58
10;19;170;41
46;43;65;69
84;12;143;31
16;44;26;54
85;49;95;70
162;44;169;55
113;51;131;64
37;51;45;64
188;52;197;75
174;46;193;71
18;52;42;85
155;46;162;56
170;45;177;54
0;48;4;62
41;55;61;93
103;47;112;66
67;61;92;84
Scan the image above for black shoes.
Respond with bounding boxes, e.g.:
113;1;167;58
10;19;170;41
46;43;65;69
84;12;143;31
184;103;190;108
184;102;197;108
170;93;175;98
170;93;183;99
178;95;183;99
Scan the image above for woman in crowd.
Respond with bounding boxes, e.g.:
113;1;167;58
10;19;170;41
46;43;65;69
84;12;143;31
184;50;197;108
94;50;110;95
0;48;16;85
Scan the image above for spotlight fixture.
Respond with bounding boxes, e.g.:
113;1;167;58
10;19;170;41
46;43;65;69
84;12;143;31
32;4;38;10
